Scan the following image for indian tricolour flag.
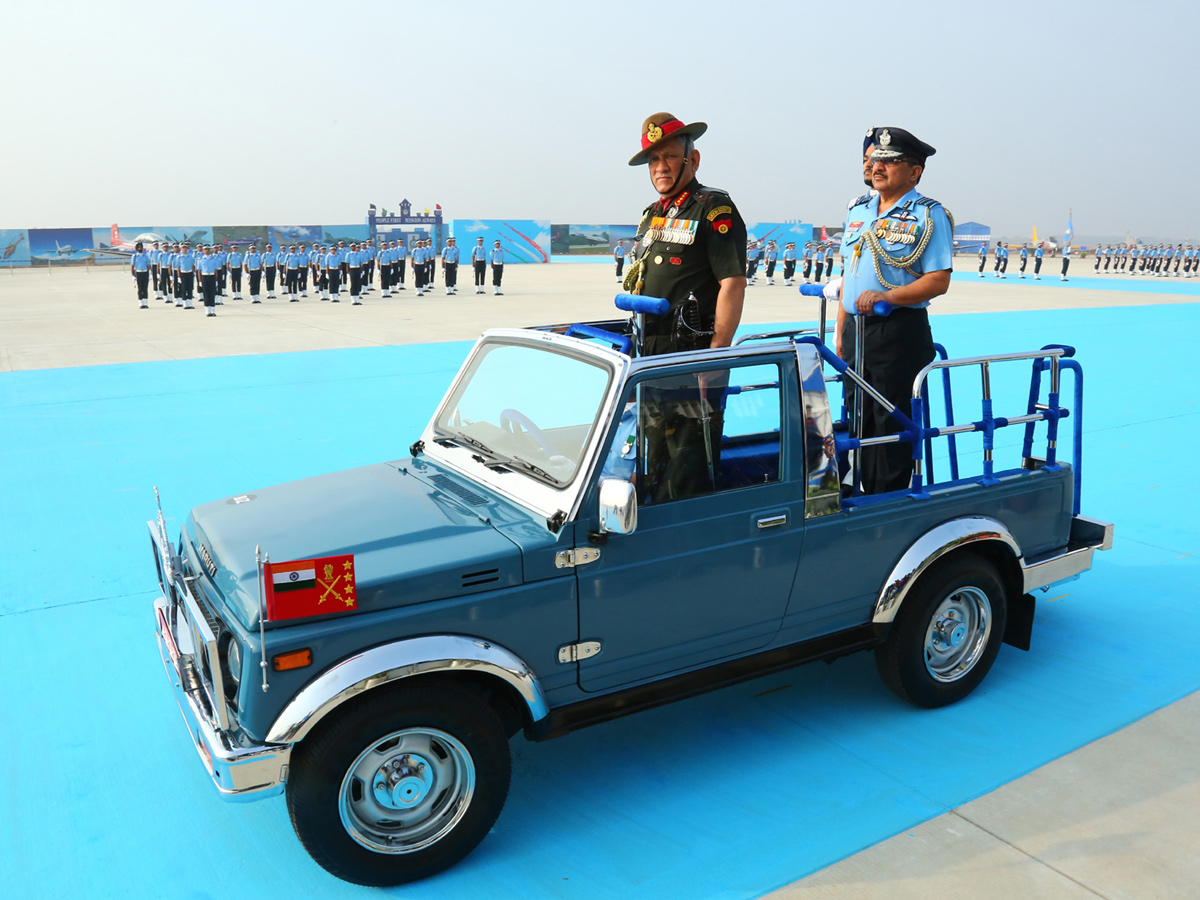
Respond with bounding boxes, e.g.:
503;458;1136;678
265;554;356;621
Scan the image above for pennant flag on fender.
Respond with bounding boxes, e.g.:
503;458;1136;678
266;554;357;621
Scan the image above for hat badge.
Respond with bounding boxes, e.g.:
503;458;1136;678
646;122;663;143
879;129;891;147
865;126;874;137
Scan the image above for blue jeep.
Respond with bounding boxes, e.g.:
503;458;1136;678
150;296;1112;885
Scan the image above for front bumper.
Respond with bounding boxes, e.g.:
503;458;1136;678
154;595;290;802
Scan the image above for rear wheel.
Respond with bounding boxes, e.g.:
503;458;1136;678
286;681;511;886
875;554;1008;708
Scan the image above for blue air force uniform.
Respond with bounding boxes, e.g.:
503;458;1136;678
490;244;505;294
131;248;152;306
471;240;487;292
839;129;952;494
442;241;460;294
228;249;244;298
245;249;263;301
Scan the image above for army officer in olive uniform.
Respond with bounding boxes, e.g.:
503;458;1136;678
626;111;747;356
624;112;747;502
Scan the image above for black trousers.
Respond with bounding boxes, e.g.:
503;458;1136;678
474;260;486;285
249;270;261;295
783;260;795;280
1104;257;1111;270
1034;258;1042;274
1020;258;1027;273
444;263;457;288
299;267;308;290
1062;258;1071;276
218;269;226;293
814;261;824;282
979;256;986;272
135;271;149;299
230;269;242;292
379;262;390;290
201;273;217;307
181;271;194;301
841;307;935;495
328;269;340;296
615;257;625;277
397;259;406;284
746;260;759;280
349;266;362;296
1001;258;1008;273
151;265;160;291
766;260;776;277
368;260;375;285
287;269;300;293
803;260;812;279
265;268;276;292
492;264;503;286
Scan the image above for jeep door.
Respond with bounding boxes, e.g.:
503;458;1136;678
572;354;804;692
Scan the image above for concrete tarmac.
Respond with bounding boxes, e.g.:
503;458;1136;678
1;258;1196;900
1;257;1196;371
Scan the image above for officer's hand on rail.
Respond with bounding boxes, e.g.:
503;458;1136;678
854;290;892;316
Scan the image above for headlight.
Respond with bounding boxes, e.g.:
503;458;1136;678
220;631;242;700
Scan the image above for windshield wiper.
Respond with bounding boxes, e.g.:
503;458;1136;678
495;455;564;485
435;431;497;457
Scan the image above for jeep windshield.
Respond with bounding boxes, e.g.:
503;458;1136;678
433;338;615;488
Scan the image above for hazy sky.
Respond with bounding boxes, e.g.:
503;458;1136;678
3;0;1197;242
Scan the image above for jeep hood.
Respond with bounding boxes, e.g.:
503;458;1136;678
185;462;523;630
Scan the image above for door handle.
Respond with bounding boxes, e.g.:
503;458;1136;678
757;514;787;529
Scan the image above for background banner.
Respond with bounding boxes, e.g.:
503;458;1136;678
1;229;31;267
452;220;550;263
28;228;95;266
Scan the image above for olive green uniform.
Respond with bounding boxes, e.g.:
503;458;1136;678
625;178;747;502
628;178;747;357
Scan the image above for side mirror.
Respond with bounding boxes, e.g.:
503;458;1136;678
598;478;637;536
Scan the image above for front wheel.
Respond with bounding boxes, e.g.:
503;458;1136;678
875;554;1008;708
286;681;511;886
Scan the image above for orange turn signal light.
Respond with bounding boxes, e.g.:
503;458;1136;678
273;649;313;671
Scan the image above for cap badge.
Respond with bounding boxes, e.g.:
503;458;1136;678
646;122;663;143
865;126;874;137
878;129;891;147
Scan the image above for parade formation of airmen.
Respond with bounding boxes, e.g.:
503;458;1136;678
132;235;510;314
978;241;1198;282
743;238;838;286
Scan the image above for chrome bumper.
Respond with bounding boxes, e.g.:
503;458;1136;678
154;595;290;802
1022;515;1114;593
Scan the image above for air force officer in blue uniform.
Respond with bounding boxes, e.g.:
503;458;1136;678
837;127;953;495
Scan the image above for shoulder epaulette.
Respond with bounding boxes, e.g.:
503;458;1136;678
847;193;872;209
916;196;954;228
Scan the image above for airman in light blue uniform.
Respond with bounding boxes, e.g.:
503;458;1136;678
228;247;244;299
490;240;505;295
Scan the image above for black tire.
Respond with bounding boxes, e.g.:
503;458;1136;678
875;554;1008;708
286;681;511;886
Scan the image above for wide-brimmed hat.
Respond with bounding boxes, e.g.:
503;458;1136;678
628;112;708;166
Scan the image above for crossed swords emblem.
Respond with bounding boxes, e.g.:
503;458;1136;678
317;562;356;607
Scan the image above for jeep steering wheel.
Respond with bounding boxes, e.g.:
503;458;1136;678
499;408;557;457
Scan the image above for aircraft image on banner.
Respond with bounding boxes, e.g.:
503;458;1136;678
32;240;95;263
2;233;25;261
157;229;210;246
92;224;169;258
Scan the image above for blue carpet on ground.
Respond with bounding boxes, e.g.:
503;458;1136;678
1;304;1197;899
